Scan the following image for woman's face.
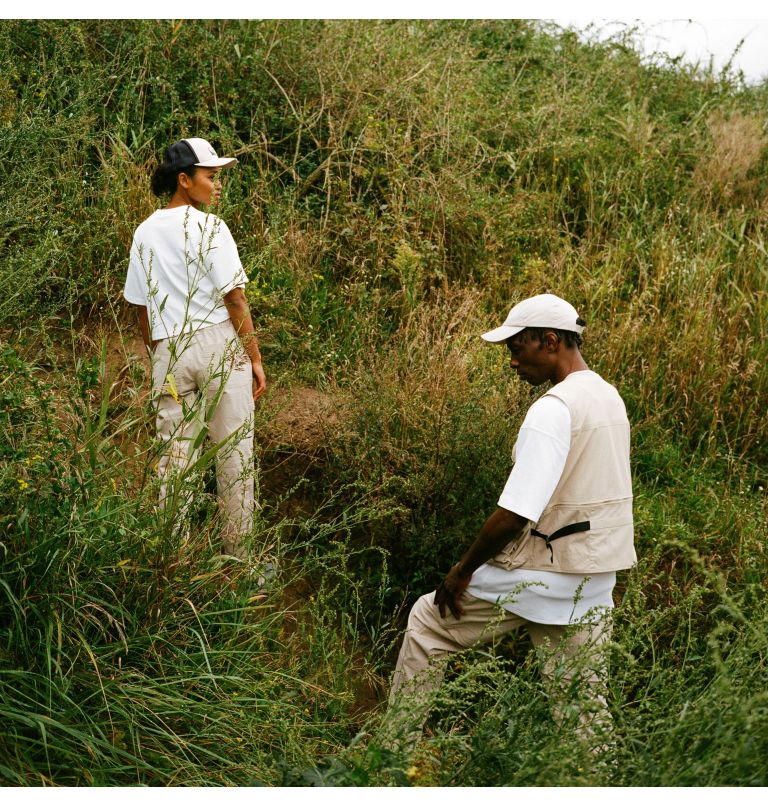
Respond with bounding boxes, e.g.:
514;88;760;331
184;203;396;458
178;167;221;208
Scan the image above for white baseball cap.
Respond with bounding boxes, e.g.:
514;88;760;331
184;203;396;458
481;293;585;342
166;137;238;170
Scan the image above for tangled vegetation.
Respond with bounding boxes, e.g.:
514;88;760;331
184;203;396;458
0;19;767;785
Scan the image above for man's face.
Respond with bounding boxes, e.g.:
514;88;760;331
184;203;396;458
505;331;552;386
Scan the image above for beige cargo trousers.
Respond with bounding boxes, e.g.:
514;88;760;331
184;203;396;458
386;590;612;749
151;319;255;559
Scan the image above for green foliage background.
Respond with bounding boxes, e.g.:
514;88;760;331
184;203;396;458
0;19;767;785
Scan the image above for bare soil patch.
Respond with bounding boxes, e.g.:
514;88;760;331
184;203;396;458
261;385;344;454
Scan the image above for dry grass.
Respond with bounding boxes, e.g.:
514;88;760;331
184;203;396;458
694;110;767;203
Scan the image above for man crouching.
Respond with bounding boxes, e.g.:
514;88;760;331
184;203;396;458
386;293;635;750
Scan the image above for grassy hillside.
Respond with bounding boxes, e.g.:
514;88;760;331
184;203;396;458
1;19;767;785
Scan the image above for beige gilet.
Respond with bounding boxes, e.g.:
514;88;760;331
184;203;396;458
489;370;635;574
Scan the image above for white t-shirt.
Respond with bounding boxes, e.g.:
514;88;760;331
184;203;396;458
123;205;248;341
466;391;616;625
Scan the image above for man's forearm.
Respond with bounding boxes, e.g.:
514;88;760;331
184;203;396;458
455;507;528;577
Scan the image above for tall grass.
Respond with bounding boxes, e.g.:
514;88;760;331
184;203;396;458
1;19;767;785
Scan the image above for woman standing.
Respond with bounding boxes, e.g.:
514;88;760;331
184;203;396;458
123;137;266;561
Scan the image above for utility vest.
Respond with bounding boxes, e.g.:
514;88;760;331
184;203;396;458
489;370;636;574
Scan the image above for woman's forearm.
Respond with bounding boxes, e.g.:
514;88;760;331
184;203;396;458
225;293;262;362
135;305;152;351
224;287;266;399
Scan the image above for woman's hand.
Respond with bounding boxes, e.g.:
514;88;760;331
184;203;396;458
252;359;267;400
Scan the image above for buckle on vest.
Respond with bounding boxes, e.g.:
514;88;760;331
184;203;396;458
531;521;591;564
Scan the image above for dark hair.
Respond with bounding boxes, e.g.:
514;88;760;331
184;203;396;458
150;162;197;198
150;139;201;198
518;318;586;349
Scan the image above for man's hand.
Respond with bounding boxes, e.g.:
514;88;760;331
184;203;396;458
434;564;473;620
432;509;528;621
252;359;267;400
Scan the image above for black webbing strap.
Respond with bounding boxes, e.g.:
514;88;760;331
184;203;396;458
531;521;591;564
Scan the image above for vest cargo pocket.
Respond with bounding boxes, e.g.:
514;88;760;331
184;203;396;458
488;528;533;571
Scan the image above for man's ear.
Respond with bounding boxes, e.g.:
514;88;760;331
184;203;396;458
543;330;560;352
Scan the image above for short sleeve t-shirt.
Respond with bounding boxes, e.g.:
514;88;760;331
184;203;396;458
466;391;616;625
123;205;248;341
497;395;572;522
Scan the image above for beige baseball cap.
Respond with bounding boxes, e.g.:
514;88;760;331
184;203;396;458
481;293;585;342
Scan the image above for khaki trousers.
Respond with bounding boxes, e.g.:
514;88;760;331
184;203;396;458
387;590;611;748
151;319;255;558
